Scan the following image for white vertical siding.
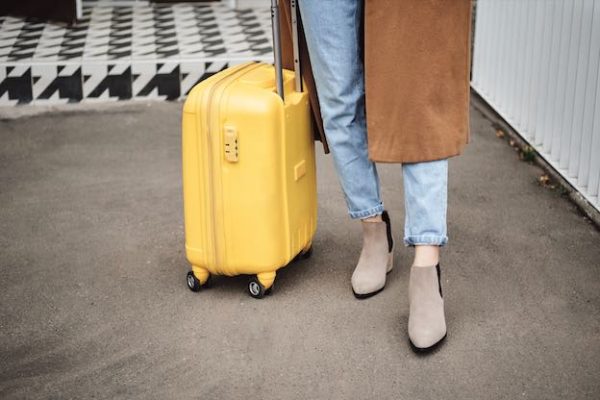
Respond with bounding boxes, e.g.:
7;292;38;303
472;0;600;211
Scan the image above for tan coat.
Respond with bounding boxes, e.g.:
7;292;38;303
280;0;473;163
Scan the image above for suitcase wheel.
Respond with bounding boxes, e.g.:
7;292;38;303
292;243;313;263
187;270;210;292
248;275;274;299
299;244;313;259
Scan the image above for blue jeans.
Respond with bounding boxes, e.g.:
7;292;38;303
299;0;448;246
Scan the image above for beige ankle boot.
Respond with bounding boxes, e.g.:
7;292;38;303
351;211;394;299
408;263;447;351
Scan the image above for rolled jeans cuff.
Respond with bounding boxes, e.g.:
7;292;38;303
348;203;384;220
403;235;448;247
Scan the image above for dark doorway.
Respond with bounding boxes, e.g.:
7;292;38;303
0;0;79;24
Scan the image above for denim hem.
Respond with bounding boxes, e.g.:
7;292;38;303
348;204;384;220
403;235;448;247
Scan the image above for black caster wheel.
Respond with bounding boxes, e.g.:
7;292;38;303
187;271;209;292
248;277;266;299
265;283;274;296
299;245;313;260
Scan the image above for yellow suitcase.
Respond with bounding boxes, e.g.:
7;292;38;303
182;1;316;298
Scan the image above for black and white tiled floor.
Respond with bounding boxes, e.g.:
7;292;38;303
0;2;273;105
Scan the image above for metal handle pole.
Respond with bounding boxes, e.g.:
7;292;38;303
271;0;285;100
291;0;302;93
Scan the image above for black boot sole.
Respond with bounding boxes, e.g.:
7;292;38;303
352;285;385;299
409;332;447;354
351;267;394;299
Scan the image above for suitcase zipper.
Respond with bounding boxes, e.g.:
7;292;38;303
202;62;264;274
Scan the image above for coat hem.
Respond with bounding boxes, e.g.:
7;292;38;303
367;141;467;164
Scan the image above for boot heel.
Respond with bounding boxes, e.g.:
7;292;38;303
386;246;394;274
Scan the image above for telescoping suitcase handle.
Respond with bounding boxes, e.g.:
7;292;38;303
271;0;302;101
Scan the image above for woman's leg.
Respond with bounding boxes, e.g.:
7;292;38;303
403;158;448;251
298;0;382;219
403;159;448;350
299;0;393;297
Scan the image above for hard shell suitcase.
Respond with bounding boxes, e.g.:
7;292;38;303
182;0;317;298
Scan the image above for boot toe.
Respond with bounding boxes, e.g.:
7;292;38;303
351;272;385;296
408;325;447;349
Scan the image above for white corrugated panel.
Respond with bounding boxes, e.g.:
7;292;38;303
472;0;600;211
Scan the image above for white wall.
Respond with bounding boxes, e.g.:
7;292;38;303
472;0;600;211
228;0;268;8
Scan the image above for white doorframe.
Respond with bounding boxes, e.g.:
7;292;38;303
76;0;83;19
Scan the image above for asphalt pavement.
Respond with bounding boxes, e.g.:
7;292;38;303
1;100;599;400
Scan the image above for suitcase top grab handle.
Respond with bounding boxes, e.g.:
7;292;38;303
271;0;302;101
